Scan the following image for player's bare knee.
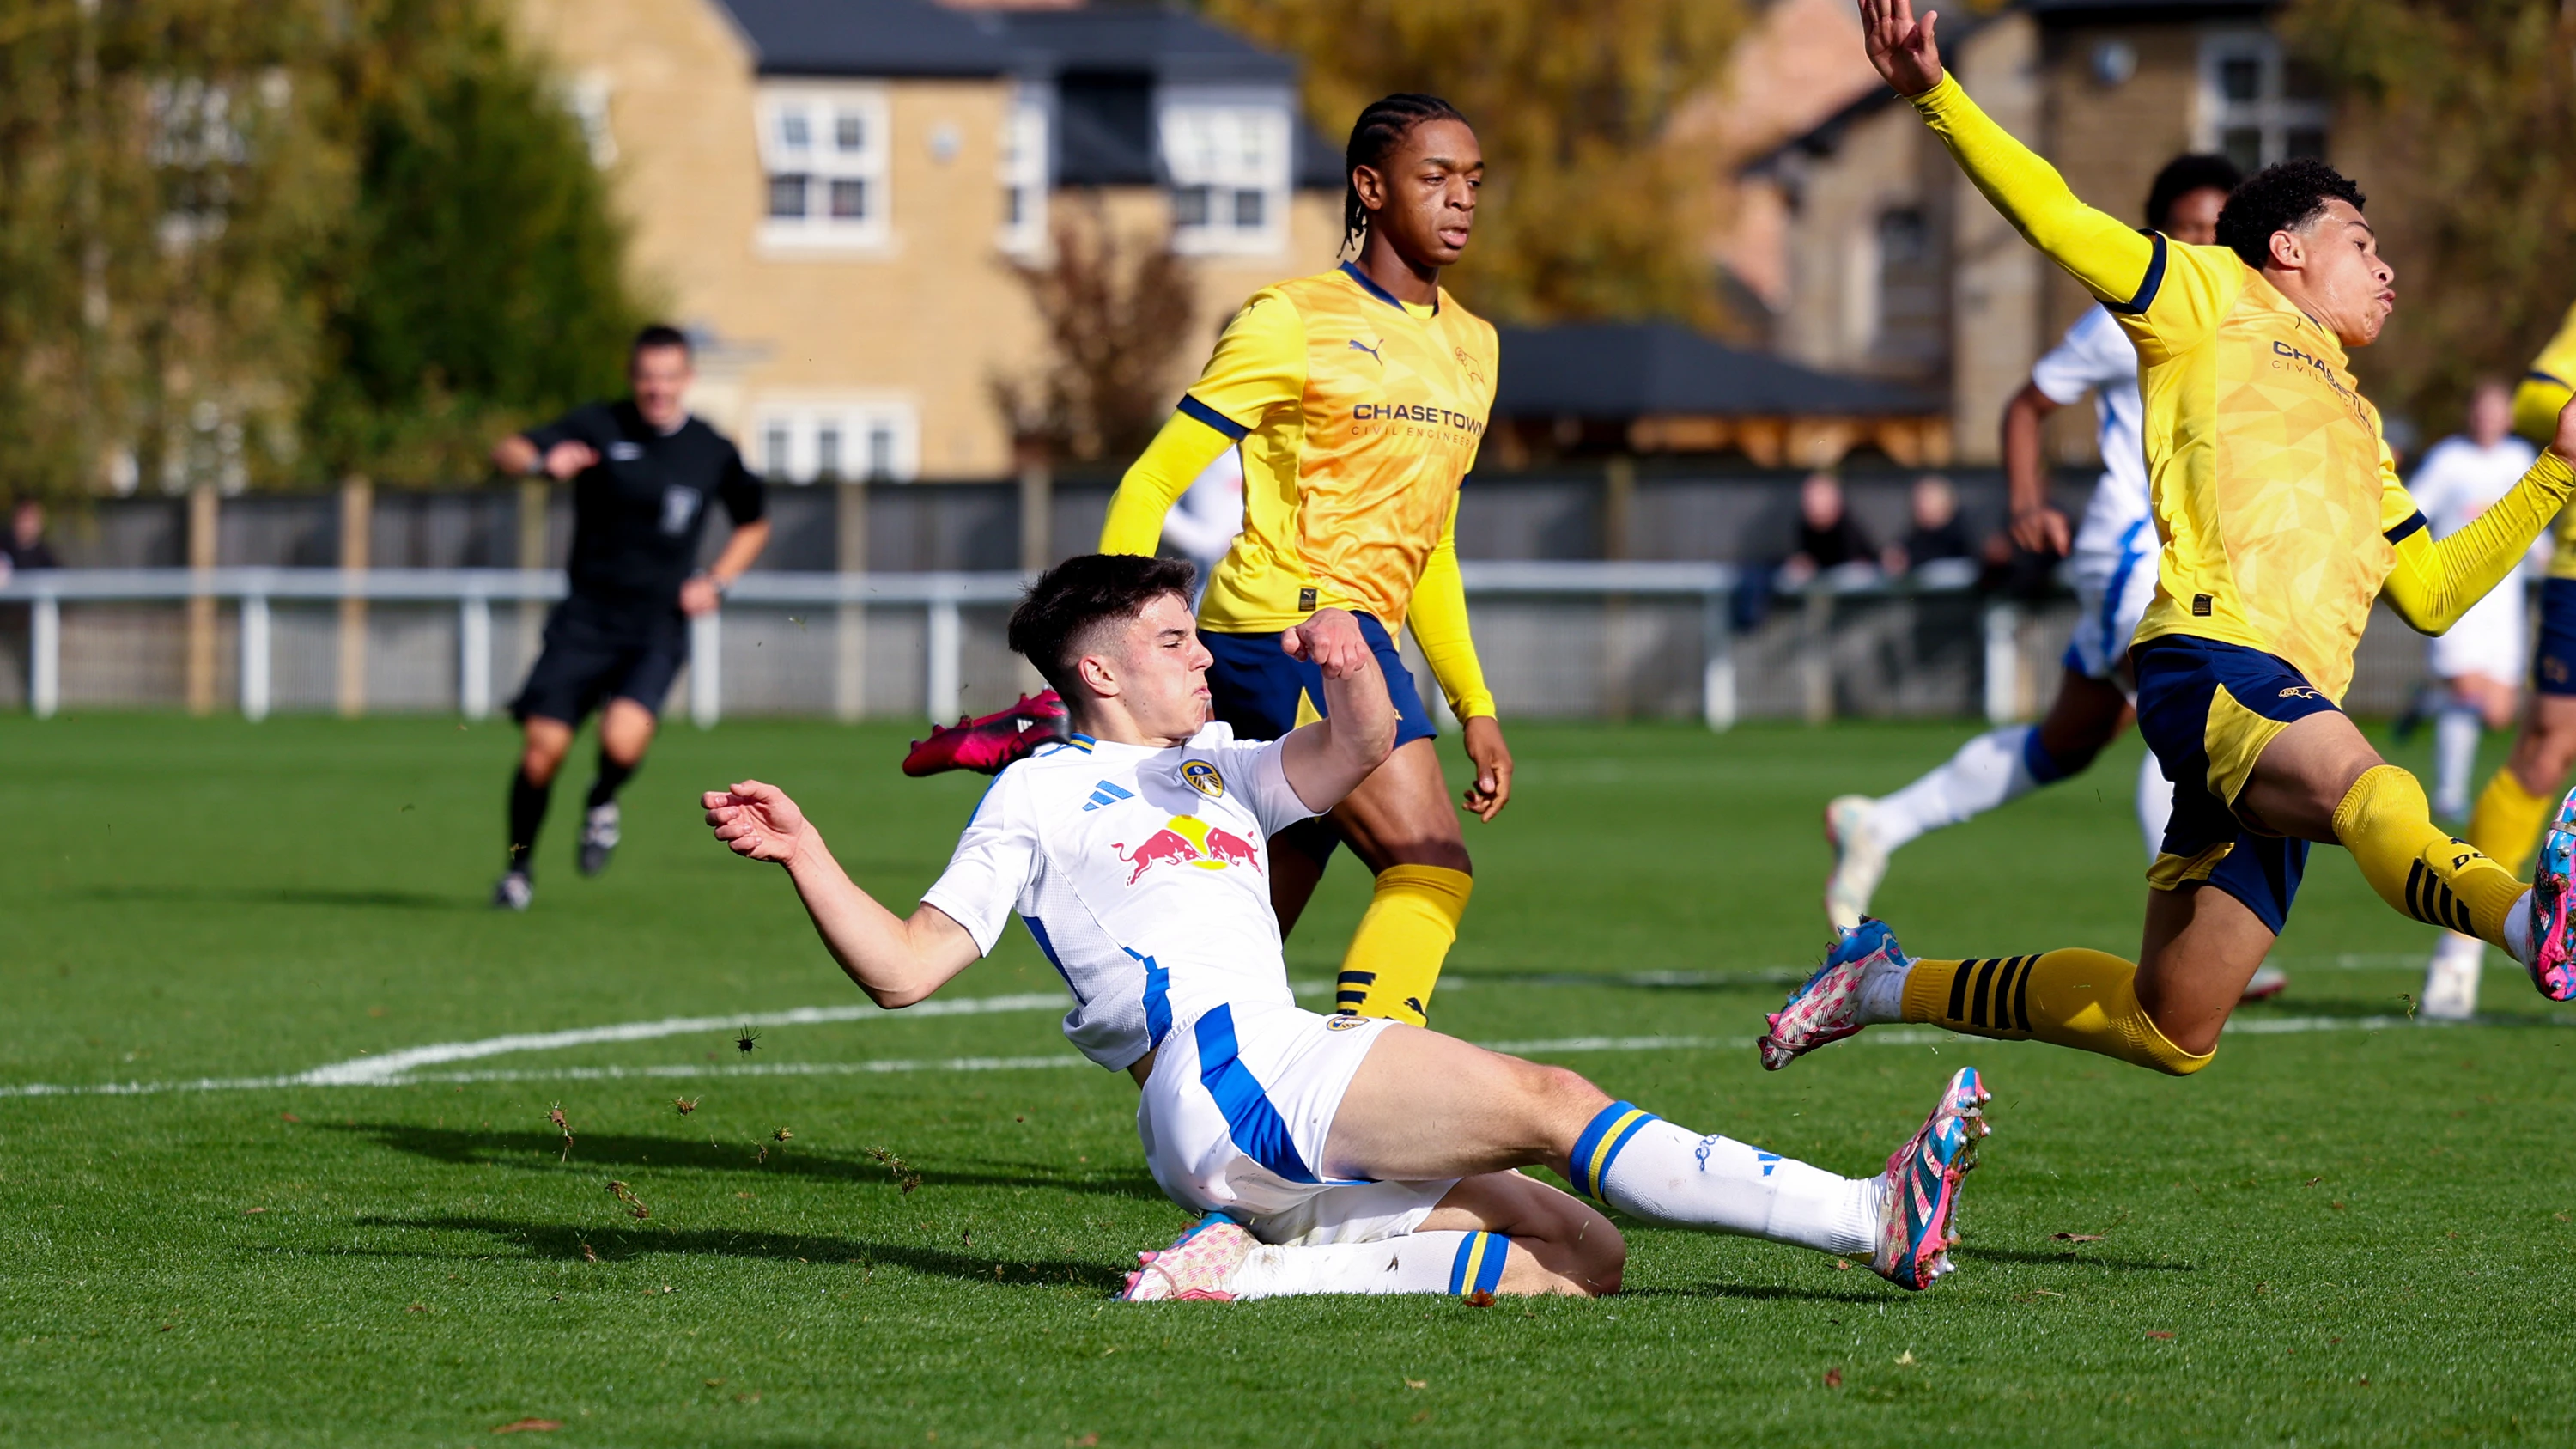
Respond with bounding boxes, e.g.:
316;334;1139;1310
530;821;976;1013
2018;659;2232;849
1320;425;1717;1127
1384;837;1472;874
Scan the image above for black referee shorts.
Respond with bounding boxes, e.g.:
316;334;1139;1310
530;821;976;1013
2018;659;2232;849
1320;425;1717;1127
510;596;689;725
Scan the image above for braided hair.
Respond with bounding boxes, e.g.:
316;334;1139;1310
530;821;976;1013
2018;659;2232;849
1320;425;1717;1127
1340;93;1469;256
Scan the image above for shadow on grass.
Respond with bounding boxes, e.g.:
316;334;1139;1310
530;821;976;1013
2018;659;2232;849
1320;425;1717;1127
1619;1282;1893;1306
326;1122;1166;1201
341;1214;1131;1292
70;884;465;912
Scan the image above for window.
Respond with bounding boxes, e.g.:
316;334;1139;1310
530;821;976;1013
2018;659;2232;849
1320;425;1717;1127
998;101;1049;257
758;86;890;250
563;72;617;167
1874;208;1944;372
751;400;919;484
1159;101;1289;256
2196;31;2330;173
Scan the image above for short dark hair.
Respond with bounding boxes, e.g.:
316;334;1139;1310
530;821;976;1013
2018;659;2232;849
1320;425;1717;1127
631;322;691;356
2143;153;2241;233
1341;93;1469;256
2215;158;2366;270
1005;554;1199;700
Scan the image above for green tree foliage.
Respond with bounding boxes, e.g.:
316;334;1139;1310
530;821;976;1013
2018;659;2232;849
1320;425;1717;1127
302;0;643;485
0;0;637;502
2285;0;2576;435
1203;0;1744;326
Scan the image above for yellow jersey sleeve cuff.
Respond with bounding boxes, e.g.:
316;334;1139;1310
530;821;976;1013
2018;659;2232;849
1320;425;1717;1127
1905;71;1966;119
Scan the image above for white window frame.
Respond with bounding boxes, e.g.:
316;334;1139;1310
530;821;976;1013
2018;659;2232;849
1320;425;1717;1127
1158;100;1290;258
998;100;1050;259
756;84;892;253
2194;29;2331;173
751;398;920;484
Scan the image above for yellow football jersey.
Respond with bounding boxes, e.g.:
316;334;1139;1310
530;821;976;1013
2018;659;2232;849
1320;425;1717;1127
2513;301;2576;579
1161;262;1498;633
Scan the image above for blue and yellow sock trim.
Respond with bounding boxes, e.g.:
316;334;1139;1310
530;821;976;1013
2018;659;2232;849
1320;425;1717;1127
1446;1231;1510;1299
1569;1100;1657;1203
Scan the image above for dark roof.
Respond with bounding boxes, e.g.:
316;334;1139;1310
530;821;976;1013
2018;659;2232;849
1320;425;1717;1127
987;7;1294;86
1492;322;1941;418
716;0;1019;78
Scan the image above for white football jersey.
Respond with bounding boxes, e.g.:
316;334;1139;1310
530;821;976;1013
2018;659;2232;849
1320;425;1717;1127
2028;304;2150;563
2410;435;2543;545
920;723;1317;1071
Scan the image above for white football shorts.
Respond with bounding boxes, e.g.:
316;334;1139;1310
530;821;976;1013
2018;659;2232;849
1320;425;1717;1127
1136;1000;1455;1248
2428;577;2529;685
2063;517;2160;686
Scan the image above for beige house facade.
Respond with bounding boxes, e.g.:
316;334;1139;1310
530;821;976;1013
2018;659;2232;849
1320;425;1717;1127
508;0;1342;483
1739;0;2327;464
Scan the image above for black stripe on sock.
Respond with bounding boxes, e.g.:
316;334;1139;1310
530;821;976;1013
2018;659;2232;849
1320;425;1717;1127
2009;954;2036;1032
2405;861;2429;924
1971;958;2002;1028
1990;956;2022;1032
1947;960;1974;1023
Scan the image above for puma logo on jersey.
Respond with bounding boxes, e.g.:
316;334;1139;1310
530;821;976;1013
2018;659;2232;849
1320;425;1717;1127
1347;338;1383;365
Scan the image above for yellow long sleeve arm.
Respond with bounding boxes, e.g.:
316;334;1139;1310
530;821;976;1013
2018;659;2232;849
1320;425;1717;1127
1908;75;2160;313
1098;411;1236;557
1405;506;1495;721
2383;451;2576;632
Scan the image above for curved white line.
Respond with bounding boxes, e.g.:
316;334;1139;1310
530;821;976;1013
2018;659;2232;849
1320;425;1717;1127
295;991;1073;1086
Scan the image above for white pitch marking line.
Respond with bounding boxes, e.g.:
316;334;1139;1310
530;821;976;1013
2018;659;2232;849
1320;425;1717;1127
4;1010;2566;1100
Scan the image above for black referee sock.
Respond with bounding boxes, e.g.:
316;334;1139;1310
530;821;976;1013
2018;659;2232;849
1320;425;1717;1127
507;768;552;874
586;752;637;811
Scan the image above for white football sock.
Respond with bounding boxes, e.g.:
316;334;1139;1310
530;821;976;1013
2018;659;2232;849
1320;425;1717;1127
2505;889;2535;965
1228;1231;1505;1300
2136;747;2174;862
1869;727;2038;851
1574;1109;1880;1257
1857;953;1911;1025
2433;705;2482;819
2430;931;2486;971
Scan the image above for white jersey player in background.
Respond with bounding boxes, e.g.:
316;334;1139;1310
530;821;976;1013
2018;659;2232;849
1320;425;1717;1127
2409;381;2544;1016
703;554;1993;1302
1822;155;2287;999
1158;447;1246;606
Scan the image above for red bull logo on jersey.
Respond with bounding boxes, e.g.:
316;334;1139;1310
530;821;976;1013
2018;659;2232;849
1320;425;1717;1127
1111;814;1264;886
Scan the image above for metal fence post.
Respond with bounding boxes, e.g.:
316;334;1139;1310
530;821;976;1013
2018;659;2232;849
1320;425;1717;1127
1702;588;1736;732
690;607;721;728
29;593;58;719
240;593;270;721
926;596;961;723
459;594;491;720
1983;601;2021;725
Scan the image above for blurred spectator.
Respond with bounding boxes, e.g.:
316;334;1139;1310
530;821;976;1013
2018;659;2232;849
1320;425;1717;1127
1160;445;1245;605
1777;472;1878;589
6;498;59;571
1886;474;1973;575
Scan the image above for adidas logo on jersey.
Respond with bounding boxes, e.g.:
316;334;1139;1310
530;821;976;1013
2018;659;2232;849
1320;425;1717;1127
1081;780;1135;812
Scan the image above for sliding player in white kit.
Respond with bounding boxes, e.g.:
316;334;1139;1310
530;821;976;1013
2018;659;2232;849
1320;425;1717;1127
703;554;1991;1301
1824;155;2291;997
2409;381;2544;1014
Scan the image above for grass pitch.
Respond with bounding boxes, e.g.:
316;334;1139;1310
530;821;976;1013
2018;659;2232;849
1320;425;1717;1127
3;713;2572;1446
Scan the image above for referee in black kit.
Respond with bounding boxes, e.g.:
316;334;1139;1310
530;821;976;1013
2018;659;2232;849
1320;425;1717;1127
488;324;769;910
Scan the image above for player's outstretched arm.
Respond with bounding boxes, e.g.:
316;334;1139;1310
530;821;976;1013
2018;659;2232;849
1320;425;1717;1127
1861;0;2156;310
2384;395;2576;633
1278;607;1398;813
1098;412;1233;556
702;781;980;1008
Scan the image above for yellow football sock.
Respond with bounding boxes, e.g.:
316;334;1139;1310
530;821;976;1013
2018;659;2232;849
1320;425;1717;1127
1334;864;1473;1027
2466;765;2555;877
2333;764;2526;949
1901;948;2212;1076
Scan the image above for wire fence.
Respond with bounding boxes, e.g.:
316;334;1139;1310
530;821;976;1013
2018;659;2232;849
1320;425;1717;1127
0;563;2474;727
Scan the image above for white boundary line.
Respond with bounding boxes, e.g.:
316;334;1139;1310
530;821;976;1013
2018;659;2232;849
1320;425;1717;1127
4;1009;2565;1100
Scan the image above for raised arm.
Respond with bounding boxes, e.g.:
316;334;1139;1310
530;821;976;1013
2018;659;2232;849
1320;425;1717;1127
702;781;980;1008
1861;0;2159;313
1276;607;1398;813
2382;397;2576;633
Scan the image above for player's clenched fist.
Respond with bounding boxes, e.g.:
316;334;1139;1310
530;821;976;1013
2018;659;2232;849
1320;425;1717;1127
1281;606;1373;679
703;780;809;865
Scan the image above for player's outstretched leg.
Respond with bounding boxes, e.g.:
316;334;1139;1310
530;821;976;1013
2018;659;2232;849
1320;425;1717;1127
1761;919;2215;1075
